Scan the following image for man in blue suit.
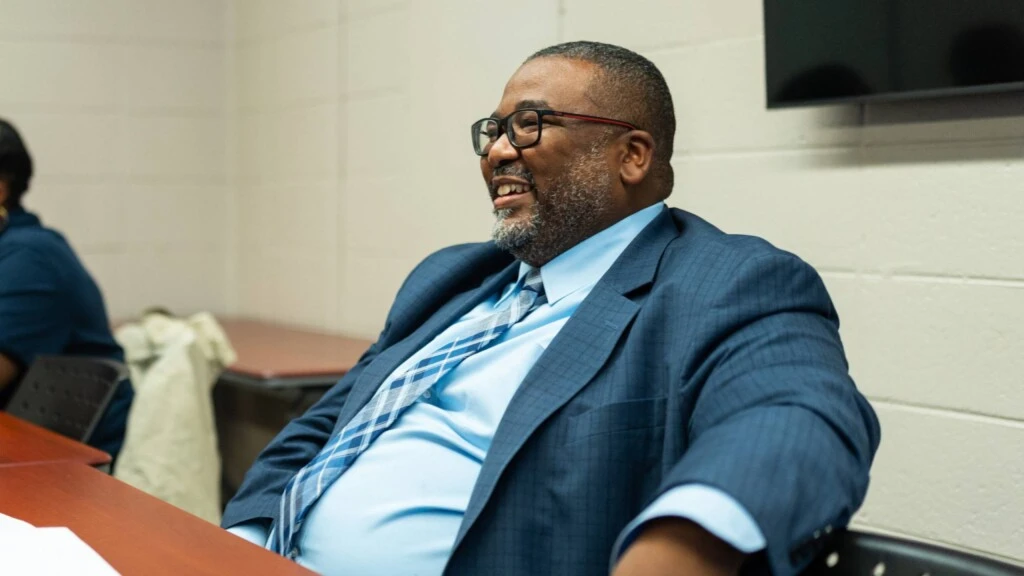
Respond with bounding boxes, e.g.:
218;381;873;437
223;41;880;576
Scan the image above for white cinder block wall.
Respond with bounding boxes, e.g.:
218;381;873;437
231;0;1024;564
231;0;343;330
0;0;231;318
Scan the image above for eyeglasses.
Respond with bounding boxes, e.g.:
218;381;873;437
471;108;638;156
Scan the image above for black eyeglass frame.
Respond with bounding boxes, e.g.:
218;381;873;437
471;108;640;156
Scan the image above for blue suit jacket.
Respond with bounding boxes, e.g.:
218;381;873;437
223;208;880;575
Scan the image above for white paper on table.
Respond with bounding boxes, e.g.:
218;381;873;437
0;511;34;533
0;512;121;575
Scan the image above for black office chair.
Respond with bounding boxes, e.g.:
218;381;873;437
4;355;125;443
802;530;1023;576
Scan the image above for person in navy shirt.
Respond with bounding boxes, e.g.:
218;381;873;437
0;118;132;458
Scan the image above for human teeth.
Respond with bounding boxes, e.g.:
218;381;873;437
496;183;529;197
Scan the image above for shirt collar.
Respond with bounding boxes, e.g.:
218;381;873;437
3;207;39;229
515;202;666;305
5;206;38;224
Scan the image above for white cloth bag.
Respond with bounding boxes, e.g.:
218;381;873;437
113;312;236;524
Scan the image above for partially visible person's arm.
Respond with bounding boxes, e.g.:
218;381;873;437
0;248;70;392
611;484;764;575
613;518;744;576
615;253;880;575
0;353;19;391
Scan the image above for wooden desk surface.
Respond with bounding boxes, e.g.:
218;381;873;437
0;462;315;576
219;317;373;381
0;413;111;467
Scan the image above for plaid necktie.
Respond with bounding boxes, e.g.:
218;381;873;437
269;269;546;558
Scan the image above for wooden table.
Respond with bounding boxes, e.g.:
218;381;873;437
0;412;111;467
0;462;315;575
218;318;373;390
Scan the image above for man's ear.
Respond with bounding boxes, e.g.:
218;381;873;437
618;130;656;186
0;180;8;207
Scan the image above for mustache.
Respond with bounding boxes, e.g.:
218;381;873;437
489;166;536;194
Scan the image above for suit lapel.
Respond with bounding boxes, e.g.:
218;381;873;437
451;208;683;550
333;258;520;432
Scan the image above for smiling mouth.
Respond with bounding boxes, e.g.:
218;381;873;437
492;183;535;210
495;183;533;197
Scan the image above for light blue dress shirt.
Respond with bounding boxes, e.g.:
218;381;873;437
229;203;765;574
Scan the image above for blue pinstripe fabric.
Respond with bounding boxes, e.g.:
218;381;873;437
268;270;546;557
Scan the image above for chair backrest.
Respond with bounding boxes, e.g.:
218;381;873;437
5;355;125;443
802;530;1023;576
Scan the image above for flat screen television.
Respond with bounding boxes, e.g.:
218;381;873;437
764;0;1024;108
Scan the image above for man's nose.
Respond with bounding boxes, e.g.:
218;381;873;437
486;132;520;168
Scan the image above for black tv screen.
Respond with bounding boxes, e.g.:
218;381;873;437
764;0;1024;107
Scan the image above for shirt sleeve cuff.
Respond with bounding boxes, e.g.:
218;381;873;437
226;521;271;547
611;484;767;567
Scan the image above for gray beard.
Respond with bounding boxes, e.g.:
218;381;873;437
491;143;613;266
492;207;541;252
